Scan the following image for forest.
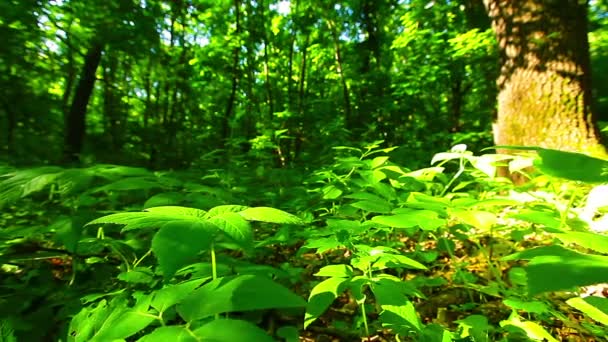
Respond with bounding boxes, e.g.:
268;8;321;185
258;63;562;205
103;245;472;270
2;0;608;341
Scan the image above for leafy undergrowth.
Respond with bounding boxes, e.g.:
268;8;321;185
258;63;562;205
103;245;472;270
1;143;608;342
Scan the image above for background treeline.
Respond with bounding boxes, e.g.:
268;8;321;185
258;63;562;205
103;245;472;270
1;0;608;169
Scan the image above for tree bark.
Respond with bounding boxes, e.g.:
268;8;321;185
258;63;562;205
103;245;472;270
327;19;352;128
63;40;103;163
484;0;605;155
222;0;241;149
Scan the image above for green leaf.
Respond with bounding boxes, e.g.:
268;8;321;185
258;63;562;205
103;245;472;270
379;303;422;334
193;319;274;342
503;299;550;314
239;207;303;224
322;185;343;200
372;253;427;271
205;205;249;218
504;245;608;295
345;192;388;203
151;278;208;312
68;297;156;342
450;208;496;230
500;315;558;342
92;177;166;192
177;274;305;322
208;212;253;250
144;192;185;209
509;210;561;230
277;326;299;342
554;231;608;254
455;315;491;342
146;206;207;217
0;320;16;342
566;296;608;325
137;326;197;342
86;206;207;232
314;264;354;278
534;148;608;183
118;268;155;284
370;156;389;168
372;211;446;231
351;200;392;213
302;237;343;254
305;277;349;329
152;221;217;279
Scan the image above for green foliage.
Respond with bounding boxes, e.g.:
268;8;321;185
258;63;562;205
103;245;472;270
3;143;608;341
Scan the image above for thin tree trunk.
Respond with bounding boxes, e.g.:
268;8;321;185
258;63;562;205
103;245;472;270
327;19;352;127
223;0;242;149
298;33;310;115
286;0;299;109
259;0;274;119
63;40;103;163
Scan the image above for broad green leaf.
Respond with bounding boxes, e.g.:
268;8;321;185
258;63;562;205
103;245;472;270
92;177;166;192
420;324;453;342
193;319;274;342
209;212;253;249
372;182;398;201
503;299;550;314
345;192;387;203
372;156;389;168
68;298;156;342
305;277;349;329
464;198;521;208
450;208;496;230
138;326;197;342
566;296;608;325
152;221;217;279
276;326;299;342
177;274;305;322
144;192;185;209
504;245;608;295
302;237;343;254
554;231;608;254
322;185;343;199
380;303;422;334
351;200;392;213
86;206;207;232
509;210;561;230
372;211;446;231
151;278;208;312
146;206;207;217
500;315;558;342
502;245;578;261
455;315;491;342
239;207;303;224
406;192;451;214
117;268;155;284
205;205;249;218
314;264;354;278
372;253;427;271
534;148;608;183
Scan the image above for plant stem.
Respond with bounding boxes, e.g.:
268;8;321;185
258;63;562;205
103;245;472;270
211;242;217;280
133;249;152;268
211;242;219;320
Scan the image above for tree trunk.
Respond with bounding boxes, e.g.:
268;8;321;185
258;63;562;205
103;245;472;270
484;0;605;155
327;19;352;128
63;40;103;163
222;0;241;150
259;0;274;120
